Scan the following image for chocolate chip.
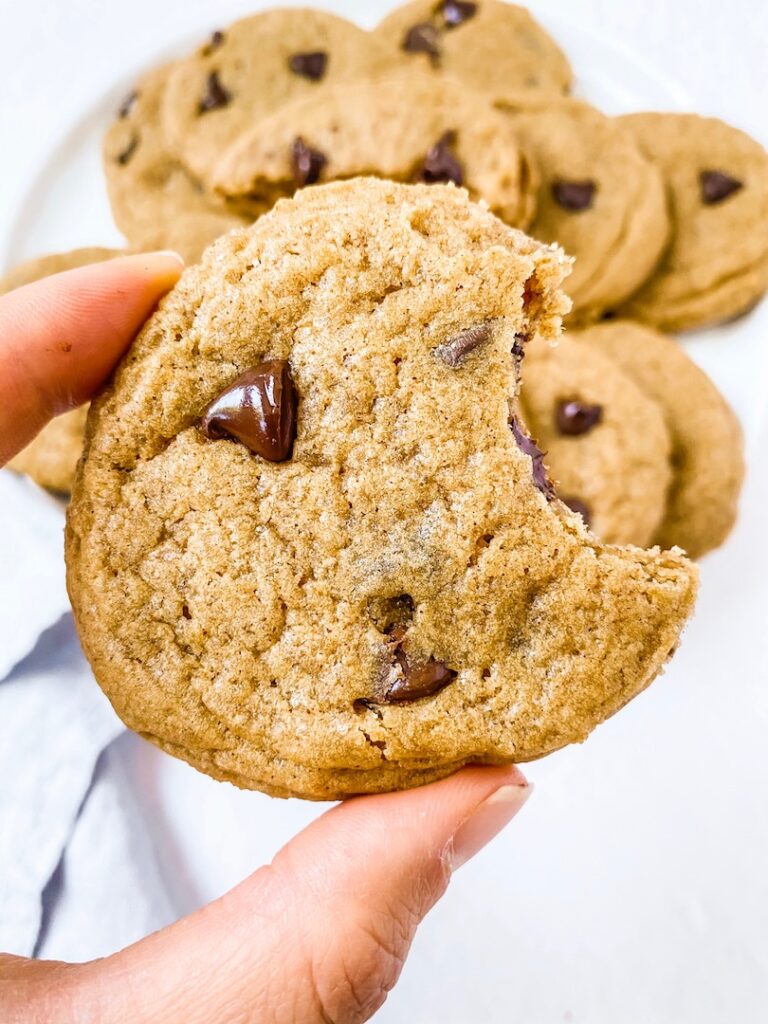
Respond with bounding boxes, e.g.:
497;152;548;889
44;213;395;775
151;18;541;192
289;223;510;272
198;70;231;114
116;135;139;166
509;415;555;500
555;399;603;436
562;496;592;527
385;629;456;703
117;91;138;119
551;180;596;212
202;30;225;55
199;360;298;462
291;137;327;186
441;0;478;27
435;322;492;366
288;51;328;81
512;333;526;366
700;169;743;205
420;131;463;186
385;654;456;702
402;22;441;62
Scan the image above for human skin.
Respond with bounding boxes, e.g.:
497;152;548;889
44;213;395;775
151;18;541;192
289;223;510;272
0;253;530;1024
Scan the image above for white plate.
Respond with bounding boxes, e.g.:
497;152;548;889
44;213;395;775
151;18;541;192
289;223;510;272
1;4;767;1022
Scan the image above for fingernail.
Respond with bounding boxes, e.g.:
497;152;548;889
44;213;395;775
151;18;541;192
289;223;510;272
151;250;185;266
448;782;532;872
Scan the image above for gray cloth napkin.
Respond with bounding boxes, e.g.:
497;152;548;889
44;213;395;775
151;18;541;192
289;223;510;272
0;470;176;958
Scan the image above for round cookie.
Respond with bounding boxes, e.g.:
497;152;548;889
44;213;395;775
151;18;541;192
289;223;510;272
573;320;745;557
2;248;123;493
518;336;672;547
104;63;249;263
373;0;571;97
211;70;538;228
66;179;696;801
498;98;669;321
616;113;768;331
161;10;390;189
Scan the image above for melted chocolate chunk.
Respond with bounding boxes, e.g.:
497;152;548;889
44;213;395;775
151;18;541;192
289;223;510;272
435;322;492;366
441;0;478;27
509;415;556;500
117;90;138;119
360;626;457;705
562;496;592;527
700;169;743;205
512;333;527;366
402;22;441;62
551;180;596;212
386;655;456;702
198;70;231;114
202;30;225;55
288;50;328;81
116;135;139;166
420;131;463;186
199;360;298;462
555;399;603;436
387;630;456;703
291;137;327;186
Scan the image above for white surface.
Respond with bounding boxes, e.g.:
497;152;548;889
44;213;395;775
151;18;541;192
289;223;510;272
1;1;767;1021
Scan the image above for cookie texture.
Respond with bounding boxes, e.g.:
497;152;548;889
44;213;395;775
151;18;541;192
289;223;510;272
2;247;123;493
162;10;389;189
374;0;571;97
518;336;672;546
618;113;768;330
211;70;537;227
574;320;744;557
66;180;697;800
498;98;669;320
104;64;249;262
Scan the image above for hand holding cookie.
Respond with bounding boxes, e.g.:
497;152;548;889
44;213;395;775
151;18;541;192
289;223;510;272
0;251;534;1023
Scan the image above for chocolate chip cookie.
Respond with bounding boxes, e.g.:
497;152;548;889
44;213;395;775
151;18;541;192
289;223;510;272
374;0;571;97
211;70;537;227
617;113;768;330
574;320;745;557
66;179;697;800
161;10;389;190
2;248;123;493
518;336;672;546
104;64;249;262
498;98;669;321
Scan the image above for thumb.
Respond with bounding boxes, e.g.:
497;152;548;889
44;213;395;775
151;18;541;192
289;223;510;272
75;766;530;1024
0;251;183;464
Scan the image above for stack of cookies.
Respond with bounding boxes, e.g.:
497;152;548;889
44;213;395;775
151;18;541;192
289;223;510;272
5;0;766;561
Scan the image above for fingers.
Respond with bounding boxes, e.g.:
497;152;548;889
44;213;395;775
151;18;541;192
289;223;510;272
77;766;530;1024
0;252;183;464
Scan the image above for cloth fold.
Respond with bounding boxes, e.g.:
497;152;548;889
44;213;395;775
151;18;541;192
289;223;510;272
0;616;124;955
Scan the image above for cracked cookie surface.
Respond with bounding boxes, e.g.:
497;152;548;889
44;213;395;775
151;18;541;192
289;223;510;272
66;179;697;800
